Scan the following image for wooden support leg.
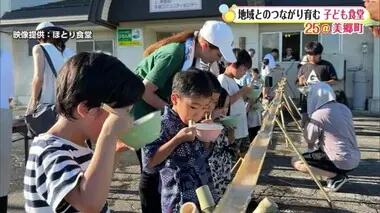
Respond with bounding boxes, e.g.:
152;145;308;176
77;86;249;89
279;107;289;147
275;118;333;207
283;102;303;132
287;95;302;118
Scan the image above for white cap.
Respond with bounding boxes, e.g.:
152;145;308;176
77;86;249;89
36;22;55;31
199;21;236;63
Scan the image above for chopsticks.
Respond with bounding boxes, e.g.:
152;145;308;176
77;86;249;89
188;120;195;127
205;113;212;120
101;103;118;115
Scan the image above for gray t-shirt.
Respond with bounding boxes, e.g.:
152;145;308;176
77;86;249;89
304;102;360;170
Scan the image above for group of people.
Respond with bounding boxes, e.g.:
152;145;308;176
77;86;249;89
0;12;368;212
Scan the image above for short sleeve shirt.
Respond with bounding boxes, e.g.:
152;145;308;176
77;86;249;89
132;43;185;119
218;74;249;139
298;60;338;84
24;134;109;213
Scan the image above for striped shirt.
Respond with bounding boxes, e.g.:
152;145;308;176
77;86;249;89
24;134;109;213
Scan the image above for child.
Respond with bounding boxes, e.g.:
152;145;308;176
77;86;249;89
142;70;215;213
218;48;253;163
261;58;273;100
246;68;263;142
24;52;145;213
208;87;235;202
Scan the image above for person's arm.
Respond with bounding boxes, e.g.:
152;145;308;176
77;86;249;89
230;88;251;105
143;53;182;110
142;80;168;110
303;115;322;149
30;45;45;107
147;126;196;168
325;62;338;86
38;109;131;212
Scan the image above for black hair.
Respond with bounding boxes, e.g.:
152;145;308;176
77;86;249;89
228;48;252;69
172;70;213;99
262;58;269;65
217;61;226;74
56;52;145;120
271;49;279;54
216;88;228;109
252;68;259;75
203;71;221;93
215;88;230;116
305;41;323;55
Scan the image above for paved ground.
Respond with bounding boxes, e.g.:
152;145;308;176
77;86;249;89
7;109;380;213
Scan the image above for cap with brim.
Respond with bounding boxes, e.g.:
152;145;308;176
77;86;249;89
219;45;236;63
36;22;69;42
199;21;237;63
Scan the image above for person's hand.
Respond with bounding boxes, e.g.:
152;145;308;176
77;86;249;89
298;75;307;86
101;106;134;138
226;127;235;144
174;126;197;143
242;85;253;94
212;108;227;120
116;140;134;152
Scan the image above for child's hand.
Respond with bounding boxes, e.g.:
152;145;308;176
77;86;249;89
212;108;227;119
227;127;235;144
242;85;253;94
102;106;134;138
174;126;197;143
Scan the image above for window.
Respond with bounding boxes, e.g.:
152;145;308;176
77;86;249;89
282;32;300;61
260;32;320;62
261;32;280;61
76;40;114;55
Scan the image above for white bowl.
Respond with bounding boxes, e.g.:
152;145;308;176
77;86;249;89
195;123;223;142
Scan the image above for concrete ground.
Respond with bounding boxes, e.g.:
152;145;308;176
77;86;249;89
7;109;380;213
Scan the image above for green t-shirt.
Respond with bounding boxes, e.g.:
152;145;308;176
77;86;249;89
132;42;185;119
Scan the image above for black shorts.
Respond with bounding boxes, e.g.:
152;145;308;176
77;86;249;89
264;76;273;87
302;149;352;175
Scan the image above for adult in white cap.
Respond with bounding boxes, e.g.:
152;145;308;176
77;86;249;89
0;48;14;213
26;22;75;134
132;20;235;213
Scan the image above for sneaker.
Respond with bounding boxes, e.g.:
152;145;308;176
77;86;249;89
326;174;348;192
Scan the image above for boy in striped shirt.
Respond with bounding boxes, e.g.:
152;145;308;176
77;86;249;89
24;52;145;213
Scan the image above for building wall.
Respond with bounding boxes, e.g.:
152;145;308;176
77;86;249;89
342;28;374;105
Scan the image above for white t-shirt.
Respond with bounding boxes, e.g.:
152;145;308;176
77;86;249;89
261;65;271;77
263;53;276;77
218;74;249;139
0;49;14;109
247;103;262;128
